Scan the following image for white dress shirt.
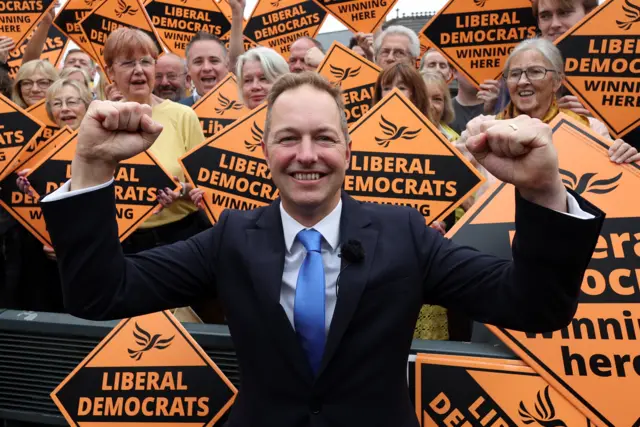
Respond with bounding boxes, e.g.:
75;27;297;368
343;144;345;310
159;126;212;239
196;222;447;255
43;179;594;335
279;200;342;336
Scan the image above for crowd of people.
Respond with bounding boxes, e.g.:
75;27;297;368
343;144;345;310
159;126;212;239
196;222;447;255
0;0;637;342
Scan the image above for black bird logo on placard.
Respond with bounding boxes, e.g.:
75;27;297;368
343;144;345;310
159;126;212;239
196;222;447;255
617;0;640;30
329;65;361;85
127;322;174;361
271;1;281;7
474;0;488;7
115;0;138;18
215;93;244;115
519;386;567;427
244;122;263;152
84;0;97;6
560;169;622;195
374;115;420;148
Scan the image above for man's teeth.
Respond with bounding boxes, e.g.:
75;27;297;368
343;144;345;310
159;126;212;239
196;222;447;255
294;173;320;181
519;90;534;97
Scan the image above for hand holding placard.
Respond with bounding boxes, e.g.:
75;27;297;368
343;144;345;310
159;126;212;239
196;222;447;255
464;115;567;212
71;101;163;191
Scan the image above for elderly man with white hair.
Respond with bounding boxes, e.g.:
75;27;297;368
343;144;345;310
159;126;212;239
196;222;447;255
373;25;420;70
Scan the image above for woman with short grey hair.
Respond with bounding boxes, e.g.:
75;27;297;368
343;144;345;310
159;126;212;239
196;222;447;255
236;46;289;110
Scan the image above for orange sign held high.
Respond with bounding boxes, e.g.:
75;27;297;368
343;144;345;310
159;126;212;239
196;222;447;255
316;42;381;125
447;113;640;427
0;94;45;182
0;0;56;49
51;311;237;426
7;24;69;79
312;0;399;34
243;0;328;59
345;88;485;224
555;0;640;140
27;133;178;243
192;73;250;139
0;127;73;248
421;0;537;89
54;0;100;61
180;104;276;224
415;354;591;426
145;0;231;57
79;0;163;72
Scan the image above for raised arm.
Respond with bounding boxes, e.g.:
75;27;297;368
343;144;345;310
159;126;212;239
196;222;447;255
41;101;221;320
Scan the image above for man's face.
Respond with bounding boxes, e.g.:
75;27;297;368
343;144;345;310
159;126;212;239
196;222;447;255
289;38;316;73
263;85;350;219
64;51;95;79
153;55;187;101
376;34;414;70
537;0;588;41
422;51;452;81
186;40;228;97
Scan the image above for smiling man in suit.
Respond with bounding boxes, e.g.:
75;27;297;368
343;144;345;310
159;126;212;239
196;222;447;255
41;72;603;427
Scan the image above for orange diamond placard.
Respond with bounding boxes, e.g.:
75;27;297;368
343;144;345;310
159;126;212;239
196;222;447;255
54;0;101;62
415;354;591;426
79;0;163;72
346;88;485;225
243;0;328;59
192;73;250;139
448;113;640;427
27;133;179;244
145;0;231;57
7;23;69;79
0;94;45;182
19;99;61;166
312;0;399;34
316;41;381;125
0;0;56;49
555;0;640;139
180;104;276;224
51;311;237;426
421;0;538;89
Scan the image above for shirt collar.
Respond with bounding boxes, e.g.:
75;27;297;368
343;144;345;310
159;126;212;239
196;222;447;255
280;200;342;253
192;90;201;102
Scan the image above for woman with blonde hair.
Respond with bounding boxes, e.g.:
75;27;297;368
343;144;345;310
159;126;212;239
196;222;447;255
236;46;289;110
421;71;459;142
58;67;93;91
11;59;58;108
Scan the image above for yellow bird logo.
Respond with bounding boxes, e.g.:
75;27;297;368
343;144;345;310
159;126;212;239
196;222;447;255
617;0;640;30
519;386;567;427
115;0;138;18
329;64;361;85
127;322;174;361
244;122;263;152
215;93;244;115
560;169;622;195
374;116;421;148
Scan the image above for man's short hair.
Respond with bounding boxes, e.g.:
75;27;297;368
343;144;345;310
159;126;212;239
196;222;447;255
532;0;599;18
294;36;325;53
374;25;420;59
185;32;227;63
65;48;96;67
159;52;187;73
264;72;349;144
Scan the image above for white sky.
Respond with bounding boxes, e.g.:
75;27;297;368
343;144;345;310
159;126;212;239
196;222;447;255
244;0;449;33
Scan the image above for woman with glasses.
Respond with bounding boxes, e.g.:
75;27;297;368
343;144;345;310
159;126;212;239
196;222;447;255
99;28;208;255
11;59;58;108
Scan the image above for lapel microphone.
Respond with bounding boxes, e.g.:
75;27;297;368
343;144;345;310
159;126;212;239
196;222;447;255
336;239;365;296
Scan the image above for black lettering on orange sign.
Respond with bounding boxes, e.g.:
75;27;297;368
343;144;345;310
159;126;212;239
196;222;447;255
146;2;229;36
244;3;324;43
341;83;375;124
563;36;640;78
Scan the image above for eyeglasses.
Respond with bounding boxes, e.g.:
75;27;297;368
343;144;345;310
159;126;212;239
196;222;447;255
50;97;83;110
378;48;410;59
115;57;156;70
154;72;185;81
20;79;53;90
504;66;557;82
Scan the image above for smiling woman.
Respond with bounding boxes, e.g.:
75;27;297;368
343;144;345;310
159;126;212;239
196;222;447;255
236;46;289;110
11;59;59;108
45;78;92;130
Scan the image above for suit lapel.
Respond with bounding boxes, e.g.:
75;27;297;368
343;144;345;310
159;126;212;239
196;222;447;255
246;201;313;382
318;193;378;376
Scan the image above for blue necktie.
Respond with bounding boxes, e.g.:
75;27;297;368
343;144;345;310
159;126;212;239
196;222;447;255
294;229;326;375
